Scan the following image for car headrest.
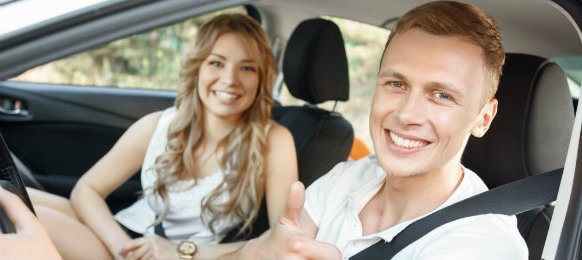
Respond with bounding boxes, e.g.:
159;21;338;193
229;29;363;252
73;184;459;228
462;53;575;188
282;18;349;104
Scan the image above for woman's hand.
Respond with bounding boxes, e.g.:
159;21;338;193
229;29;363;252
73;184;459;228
120;235;177;260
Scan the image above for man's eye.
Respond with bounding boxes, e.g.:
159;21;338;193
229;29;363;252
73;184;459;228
435;92;451;100
389;81;404;88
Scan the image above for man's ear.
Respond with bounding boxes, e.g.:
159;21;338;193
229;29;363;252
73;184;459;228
471;99;498;138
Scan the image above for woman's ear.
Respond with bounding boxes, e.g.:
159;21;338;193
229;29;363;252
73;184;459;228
471;98;498;138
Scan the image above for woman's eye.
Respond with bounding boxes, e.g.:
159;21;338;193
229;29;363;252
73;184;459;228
241;65;257;72
209;61;223;67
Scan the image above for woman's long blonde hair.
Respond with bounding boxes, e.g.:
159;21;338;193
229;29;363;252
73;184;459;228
151;13;275;237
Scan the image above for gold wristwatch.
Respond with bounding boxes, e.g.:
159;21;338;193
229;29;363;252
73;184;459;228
177;241;197;259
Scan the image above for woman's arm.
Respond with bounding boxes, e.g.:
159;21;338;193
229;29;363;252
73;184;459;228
264;122;299;226
70;112;162;257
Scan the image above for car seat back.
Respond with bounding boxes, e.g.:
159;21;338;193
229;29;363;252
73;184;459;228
273;18;354;187
462;53;575;259
222;18;354;242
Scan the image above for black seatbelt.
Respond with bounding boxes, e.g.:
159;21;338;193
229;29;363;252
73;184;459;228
350;168;563;260
154;217;167;238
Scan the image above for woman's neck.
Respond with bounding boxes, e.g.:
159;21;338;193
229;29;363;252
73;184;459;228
202;112;239;147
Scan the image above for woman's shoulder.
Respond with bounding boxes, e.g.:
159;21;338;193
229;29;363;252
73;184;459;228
134;111;164;132
136;107;176;130
266;120;294;144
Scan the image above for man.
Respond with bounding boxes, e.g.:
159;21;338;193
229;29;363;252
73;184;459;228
231;1;528;259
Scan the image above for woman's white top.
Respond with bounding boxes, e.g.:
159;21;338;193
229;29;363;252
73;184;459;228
115;107;246;244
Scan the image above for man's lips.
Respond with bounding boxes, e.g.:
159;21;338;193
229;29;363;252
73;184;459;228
388;130;430;149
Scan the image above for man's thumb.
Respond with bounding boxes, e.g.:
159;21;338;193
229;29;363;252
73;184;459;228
280;181;305;228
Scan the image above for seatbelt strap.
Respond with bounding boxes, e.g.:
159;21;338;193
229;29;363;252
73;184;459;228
350;168;563;260
154;217;167;238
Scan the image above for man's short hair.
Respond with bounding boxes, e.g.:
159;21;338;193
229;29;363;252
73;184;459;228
383;1;505;102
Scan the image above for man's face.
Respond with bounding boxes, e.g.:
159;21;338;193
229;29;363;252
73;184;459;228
370;28;497;178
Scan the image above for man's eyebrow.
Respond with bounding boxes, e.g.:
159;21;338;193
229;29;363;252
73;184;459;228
428;81;464;98
379;70;464;97
378;70;408;81
208;53;257;63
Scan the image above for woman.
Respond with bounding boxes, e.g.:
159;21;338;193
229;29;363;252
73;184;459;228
28;13;298;259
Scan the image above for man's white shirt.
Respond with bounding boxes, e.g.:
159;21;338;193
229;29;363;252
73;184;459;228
304;156;528;260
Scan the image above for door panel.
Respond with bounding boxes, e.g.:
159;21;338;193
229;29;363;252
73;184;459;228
0;81;175;213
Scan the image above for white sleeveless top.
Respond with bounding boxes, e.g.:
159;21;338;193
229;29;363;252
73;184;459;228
115;107;247;244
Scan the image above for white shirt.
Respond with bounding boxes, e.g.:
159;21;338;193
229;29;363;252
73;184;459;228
304;156;528;260
115;107;246;244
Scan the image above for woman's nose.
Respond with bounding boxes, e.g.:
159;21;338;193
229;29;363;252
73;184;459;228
219;66;238;85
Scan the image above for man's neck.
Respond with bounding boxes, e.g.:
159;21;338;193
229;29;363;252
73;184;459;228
359;163;464;236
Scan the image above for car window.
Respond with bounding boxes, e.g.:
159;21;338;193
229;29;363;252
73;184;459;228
553;56;582;99
8;6;247;91
0;0;111;36
278;16;390;151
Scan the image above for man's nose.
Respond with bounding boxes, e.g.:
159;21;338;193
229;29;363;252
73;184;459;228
395;91;426;126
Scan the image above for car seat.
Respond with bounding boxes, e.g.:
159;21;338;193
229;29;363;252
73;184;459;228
272;17;354;187
222;18;354;242
462;53;575;259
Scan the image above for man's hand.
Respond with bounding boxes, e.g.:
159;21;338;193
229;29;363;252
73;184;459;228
234;181;341;260
0;185;62;260
120;235;177;260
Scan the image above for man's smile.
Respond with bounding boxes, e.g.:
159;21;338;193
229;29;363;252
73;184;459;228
388;130;430;149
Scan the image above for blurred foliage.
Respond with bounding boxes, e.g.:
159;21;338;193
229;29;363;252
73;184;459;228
13;7;246;89
13;11;388;152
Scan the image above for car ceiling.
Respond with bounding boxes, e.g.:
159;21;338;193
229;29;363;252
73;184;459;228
254;0;582;58
0;0;580;80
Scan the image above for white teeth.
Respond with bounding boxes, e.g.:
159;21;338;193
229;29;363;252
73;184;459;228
389;131;428;148
214;91;238;100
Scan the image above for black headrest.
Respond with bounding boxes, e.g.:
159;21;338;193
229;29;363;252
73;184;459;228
282;18;349;104
463;53;574;188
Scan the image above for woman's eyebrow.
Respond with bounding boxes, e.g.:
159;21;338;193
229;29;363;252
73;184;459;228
208;53;225;59
208;53;257;63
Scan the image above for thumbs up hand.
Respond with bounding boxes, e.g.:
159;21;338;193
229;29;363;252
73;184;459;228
279;180;305;228
231;181;341;260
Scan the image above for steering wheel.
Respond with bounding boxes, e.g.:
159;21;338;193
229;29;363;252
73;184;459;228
0;131;35;233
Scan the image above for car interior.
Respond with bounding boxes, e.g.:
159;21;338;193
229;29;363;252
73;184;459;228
273;17;354;188
0;0;581;258
224;17;354;241
462;53;575;259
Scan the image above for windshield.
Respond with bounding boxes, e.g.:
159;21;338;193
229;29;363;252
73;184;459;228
0;0;110;36
553;56;582;99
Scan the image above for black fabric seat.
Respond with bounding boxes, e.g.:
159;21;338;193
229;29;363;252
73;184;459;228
272;18;354;187
222;18;353;242
462;53;575;259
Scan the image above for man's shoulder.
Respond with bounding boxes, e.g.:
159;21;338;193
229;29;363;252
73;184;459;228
304;155;385;226
408;214;528;259
309;155;384;191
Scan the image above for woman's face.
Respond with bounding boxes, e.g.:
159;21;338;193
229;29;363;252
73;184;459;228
197;32;260;123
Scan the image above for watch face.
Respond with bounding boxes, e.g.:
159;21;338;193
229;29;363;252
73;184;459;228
179;242;196;255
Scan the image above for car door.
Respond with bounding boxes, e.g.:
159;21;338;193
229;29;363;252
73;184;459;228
0;0;251;213
0;82;174;212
